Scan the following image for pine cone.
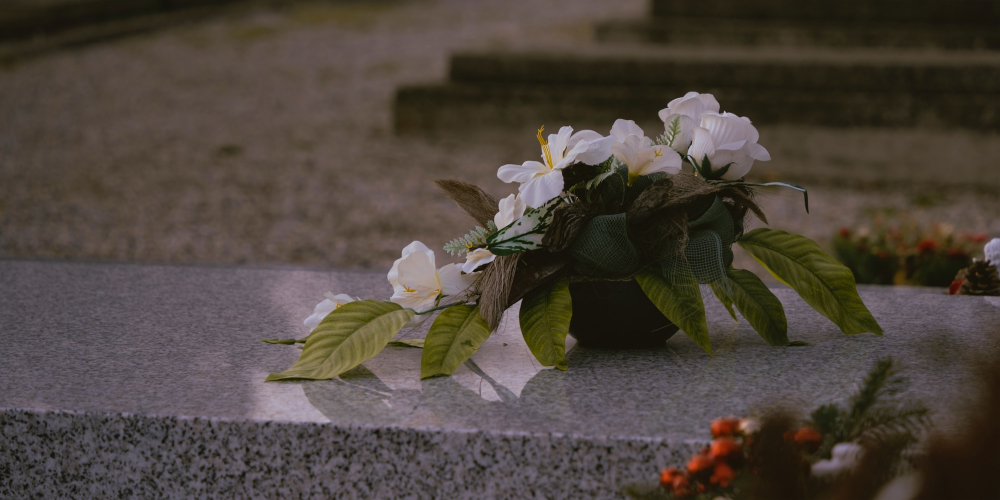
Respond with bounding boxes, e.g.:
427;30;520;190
958;259;1000;296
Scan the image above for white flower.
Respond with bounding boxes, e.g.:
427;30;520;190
497;126;613;208
494;193;527;229
738;417;760;435
462;248;496;274
810;442;864;478
304;292;357;332
985;238;1000;265
461;194;529;274
388;241;477;313
688;111;770;180
609;119;682;185
658;92;721;154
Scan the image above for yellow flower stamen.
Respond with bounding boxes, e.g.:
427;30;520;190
537;125;554;169
654;148;663;157
402;285;416;293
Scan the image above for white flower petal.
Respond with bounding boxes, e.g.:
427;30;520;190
571;135;614;166
304;298;338;331
745;141;771;161
643;145;683;175
518;169;564;208
462;248;496;273
498;161;549;184
567;129;603;149
548;126;575;165
494;194;526;229
439;262;478;295
688;126;715;167
611;119;645;142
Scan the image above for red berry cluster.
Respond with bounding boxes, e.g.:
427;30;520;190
659;417;748;498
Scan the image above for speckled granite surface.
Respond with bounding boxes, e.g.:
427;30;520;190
1;259;998;498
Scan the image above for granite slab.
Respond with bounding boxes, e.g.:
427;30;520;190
1;259;998;498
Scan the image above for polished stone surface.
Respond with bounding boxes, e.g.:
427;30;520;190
1;259;998;497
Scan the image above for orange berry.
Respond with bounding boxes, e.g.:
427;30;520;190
687;453;713;473
711;417;740;438
710;462;736;487
794;426;822;453
672;475;692;498
710;437;742;460
659;467;681;489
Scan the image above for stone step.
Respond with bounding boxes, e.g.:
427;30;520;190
394;48;1000;133
595;18;1000;51
650;0;1000;25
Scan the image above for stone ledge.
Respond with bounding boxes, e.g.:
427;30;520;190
1;260;997;498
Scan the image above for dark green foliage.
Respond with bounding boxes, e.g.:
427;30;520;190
810;357;931;459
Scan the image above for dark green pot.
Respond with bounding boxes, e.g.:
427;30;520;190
568;279;679;349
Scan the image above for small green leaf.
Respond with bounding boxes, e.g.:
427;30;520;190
710;282;738;323
266;300;413;381
636;272;711;355
724;268;789;346
519;278;572;370
388;338;424;348
737;228;883;336
420;304;493;379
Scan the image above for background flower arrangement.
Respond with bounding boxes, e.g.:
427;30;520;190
833;217;991;287
264;92;884;382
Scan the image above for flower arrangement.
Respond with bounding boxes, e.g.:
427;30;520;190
264;92;883;382
833;219;990;287
625;358;931;500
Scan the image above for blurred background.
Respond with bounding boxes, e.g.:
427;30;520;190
1;0;998;285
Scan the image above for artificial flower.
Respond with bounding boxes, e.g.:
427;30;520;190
304;292;357;331
388;241;477;313
494;193;527;229
497;126;613;208
462;248;495;274
609;119;682;185
985;238;1000;265
459;194;528;273
810;442;864;477
688;111;770;180
658;92;721;154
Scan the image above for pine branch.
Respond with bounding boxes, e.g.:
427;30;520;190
444;222;497;256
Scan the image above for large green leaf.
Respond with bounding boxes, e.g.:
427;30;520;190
519;278;572;370
724;268;789;345
635;272;711;355
737;228;883;335
420;304;493;379
267;300;413;381
710;281;738;323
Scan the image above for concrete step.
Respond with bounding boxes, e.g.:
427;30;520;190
650;0;1000;25
394;48;1000;133
595;18;1000;51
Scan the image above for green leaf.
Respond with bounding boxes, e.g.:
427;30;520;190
635;272;711;355
266;300;413;381
724;268;789;345
519;278;572;370
737;228;883;336
388;338;424;348
420;304;493;379
710;282;738;323
485;197;562;255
